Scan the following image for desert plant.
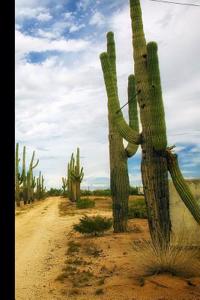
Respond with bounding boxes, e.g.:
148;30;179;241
76;198;95;209
15;143;23;206
67;148;84;202
62;177;68;197
100;0;200;248
15;144;40;205
46;188;62;196
103;32;139;233
73;215;112;236
132;234;200;278
70;148;84;202
36;171;46;200
26;151;39;204
128;199;147;219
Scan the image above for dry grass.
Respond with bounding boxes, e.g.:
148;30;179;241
132;233;200;279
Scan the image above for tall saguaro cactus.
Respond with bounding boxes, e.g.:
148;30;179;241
27;151;39;203
70;148;84;202
15;143;23;206
105;32;139;232
100;0;200;248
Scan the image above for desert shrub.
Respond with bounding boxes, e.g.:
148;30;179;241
128;198;147;219
67;241;81;255
129;186;139;195
133;234;200;278
73;215;112;236
47;188;62;196
93;189;111;196
80;189;111;196
76;198;95;209
81;190;93;196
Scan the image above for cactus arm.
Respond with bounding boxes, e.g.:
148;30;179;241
100;52;141;145
147;42;167;150
125;75;140;157
166;150;200;224
32;159;39;169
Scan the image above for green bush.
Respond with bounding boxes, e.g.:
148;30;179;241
76;198;95;209
81;189;111;196
129;186;139;195
73;215;112;236
47;188;62;196
128;199;147;219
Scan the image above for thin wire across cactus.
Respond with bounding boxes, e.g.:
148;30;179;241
105;32;139;232
100;0;200;248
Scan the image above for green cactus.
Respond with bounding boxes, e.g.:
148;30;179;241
27;151;39;204
166;150;200;223
100;0;200;247
68;153;76;202
70;148;84;202
62;177;68;196
15;143;22;206
101;32;140;232
21;146;28;204
36;171;46;200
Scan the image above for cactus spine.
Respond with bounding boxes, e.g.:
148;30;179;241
100;0;200;248
103;32;139;232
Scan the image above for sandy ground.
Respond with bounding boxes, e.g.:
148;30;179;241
15;197;84;300
15;196;200;300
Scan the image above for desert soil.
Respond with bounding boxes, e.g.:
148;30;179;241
15;196;200;300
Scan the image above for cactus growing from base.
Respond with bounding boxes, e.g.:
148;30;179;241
100;0;200;248
102;32;140;232
15;143;23;206
66;148;84;202
70;148;84;202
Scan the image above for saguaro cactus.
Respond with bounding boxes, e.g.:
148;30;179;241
104;32;139;232
70;148;84;202
36;171;46;199
21;146;28;204
27;151;39;204
100;0;200;248
62;177;68;196
15;143;23;206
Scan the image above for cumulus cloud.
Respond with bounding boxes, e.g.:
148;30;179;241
15;0;200;188
15;30;90;61
89;11;105;27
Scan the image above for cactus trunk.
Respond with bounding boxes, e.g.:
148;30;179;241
129;0;171;248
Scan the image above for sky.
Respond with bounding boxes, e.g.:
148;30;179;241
15;0;200;190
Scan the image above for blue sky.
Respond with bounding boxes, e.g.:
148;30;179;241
15;0;200;189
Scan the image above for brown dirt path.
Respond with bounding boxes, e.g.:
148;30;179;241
15;197;83;300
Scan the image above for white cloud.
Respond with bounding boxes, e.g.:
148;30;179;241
89;11;105;27
16;5;52;22
16;0;200;188
15;30;90;61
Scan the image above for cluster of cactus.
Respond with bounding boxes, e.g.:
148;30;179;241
100;0;200;248
36;171;46;200
15;143;46;205
65;147;84;202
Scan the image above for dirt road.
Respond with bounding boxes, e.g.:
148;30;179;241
15;197;81;300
